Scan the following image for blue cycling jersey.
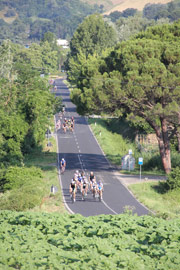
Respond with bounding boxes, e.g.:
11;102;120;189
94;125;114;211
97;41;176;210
78;176;82;182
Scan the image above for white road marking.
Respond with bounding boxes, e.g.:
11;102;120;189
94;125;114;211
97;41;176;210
102;200;118;215
54;116;74;214
78;154;83;170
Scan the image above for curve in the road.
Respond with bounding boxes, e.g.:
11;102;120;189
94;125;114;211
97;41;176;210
54;78;150;217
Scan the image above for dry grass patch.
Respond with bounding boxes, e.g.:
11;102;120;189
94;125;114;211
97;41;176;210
105;0;172;14
0;7;18;23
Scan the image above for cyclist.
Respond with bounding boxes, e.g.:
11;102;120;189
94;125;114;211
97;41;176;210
81;171;88;200
70;121;74;132
69;177;77;202
89;171;96;191
62;122;66;133
60;158;66;174
74;170;79;181
97;180;103;201
71;117;74;128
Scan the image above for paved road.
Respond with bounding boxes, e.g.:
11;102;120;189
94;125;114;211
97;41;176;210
55;78;149;217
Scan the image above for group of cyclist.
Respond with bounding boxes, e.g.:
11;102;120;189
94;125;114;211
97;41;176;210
60;158;103;203
62;117;74;133
69;170;104;203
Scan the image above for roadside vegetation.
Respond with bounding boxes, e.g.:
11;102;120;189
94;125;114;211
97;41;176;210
68;19;180;175
89;118;180;174
0;40;65;213
89;118;180;218
129;181;180;219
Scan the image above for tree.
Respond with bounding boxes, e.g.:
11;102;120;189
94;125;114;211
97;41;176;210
69;22;180;174
67;14;117;86
0;40;13;80
69;14;117;58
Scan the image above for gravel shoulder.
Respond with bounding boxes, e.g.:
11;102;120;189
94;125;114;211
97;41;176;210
114;172;166;186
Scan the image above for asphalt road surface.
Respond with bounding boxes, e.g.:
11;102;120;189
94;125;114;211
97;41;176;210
54;78;149;217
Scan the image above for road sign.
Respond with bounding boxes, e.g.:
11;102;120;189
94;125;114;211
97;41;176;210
138;157;143;165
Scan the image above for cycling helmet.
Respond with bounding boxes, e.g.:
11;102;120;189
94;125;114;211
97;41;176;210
62;158;64;161
75;170;79;174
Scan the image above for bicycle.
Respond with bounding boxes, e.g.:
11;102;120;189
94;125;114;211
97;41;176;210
97;187;103;201
61;165;65;174
92;185;97;198
71;189;76;203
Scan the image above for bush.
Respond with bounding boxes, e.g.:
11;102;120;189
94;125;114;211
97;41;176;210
171;152;180;168
142;153;163;171
0;183;45;211
2;166;43;191
167;167;180;190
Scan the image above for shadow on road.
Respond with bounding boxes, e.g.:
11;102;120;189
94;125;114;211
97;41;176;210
59;152;115;172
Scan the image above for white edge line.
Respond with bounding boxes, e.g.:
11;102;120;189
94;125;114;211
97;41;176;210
86;117;152;215
54;115;74;214
102;200;118;215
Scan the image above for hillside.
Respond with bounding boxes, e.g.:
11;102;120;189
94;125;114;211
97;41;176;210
82;0;173;13
0;0;101;44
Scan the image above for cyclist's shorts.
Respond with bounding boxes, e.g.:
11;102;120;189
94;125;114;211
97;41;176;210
83;184;86;189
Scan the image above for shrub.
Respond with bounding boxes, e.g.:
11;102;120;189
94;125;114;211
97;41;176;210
167;167;180;190
171;152;180;168
2;166;43;191
0;183;45;211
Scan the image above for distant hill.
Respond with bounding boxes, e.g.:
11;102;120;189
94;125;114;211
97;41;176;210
82;0;173;13
0;0;101;44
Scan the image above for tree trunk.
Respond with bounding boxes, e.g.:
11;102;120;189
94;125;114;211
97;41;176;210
177;131;180;153
154;119;171;174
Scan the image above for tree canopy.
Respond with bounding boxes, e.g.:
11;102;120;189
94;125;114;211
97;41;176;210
69;21;180;174
0;0;102;44
0;40;61;166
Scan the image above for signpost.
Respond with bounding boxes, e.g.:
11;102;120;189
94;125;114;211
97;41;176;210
128;149;132;171
138;157;143;180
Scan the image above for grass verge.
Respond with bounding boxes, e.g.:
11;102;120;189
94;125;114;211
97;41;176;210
24;122;66;214
129;181;180;219
88;118;165;175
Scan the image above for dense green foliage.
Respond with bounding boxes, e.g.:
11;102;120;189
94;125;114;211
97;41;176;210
69;20;180;174
0;167;45;211
0;40;62;166
66;14;117;85
143;0;180;21
167;167;180;190
0;0;102;44
0;39;62;210
1;211;180;269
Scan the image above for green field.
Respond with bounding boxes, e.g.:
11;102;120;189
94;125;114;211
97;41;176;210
1;211;180;269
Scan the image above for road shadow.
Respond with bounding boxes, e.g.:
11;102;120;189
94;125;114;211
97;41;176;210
59;152;115;172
